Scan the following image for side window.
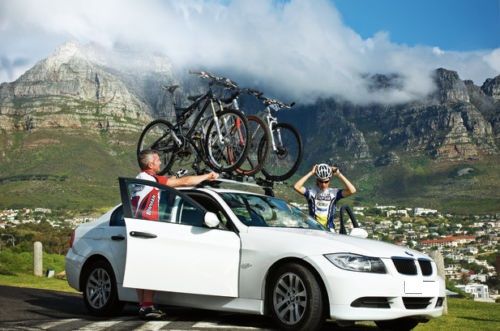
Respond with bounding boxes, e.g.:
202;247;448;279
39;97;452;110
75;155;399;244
110;205;124;227
178;200;205;227
127;181;206;226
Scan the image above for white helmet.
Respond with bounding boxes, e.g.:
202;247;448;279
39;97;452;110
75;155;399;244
315;164;332;182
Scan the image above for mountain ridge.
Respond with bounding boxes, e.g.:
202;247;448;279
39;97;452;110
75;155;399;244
0;43;499;213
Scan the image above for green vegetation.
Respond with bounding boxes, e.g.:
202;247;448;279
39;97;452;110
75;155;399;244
0;248;75;292
0;129;140;210
415;298;500;331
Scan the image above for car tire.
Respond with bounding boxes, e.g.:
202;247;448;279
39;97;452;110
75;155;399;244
82;259;124;316
267;263;324;331
375;318;420;330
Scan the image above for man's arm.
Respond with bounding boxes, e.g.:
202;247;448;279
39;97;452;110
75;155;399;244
332;167;356;198
167;172;219;188
293;165;316;195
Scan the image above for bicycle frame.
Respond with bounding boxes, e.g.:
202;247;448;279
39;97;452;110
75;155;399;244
263;105;281;152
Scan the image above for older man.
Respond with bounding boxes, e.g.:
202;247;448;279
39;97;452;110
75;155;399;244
132;149;219;319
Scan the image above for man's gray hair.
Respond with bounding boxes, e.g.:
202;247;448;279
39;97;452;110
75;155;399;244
138;149;158;170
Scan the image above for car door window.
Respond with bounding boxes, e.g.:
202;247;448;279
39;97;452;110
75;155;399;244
123;178;207;227
178;200;205;227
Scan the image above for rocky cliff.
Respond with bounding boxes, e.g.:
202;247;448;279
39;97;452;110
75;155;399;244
0;42;154;132
285;68;499;166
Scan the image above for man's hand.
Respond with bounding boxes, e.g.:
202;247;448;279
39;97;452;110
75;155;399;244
205;172;219;181
311;164;318;175
331;166;340;177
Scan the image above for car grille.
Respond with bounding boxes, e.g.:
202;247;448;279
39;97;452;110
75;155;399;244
418;259;433;276
351;297;390;309
392;257;417;275
403;297;433;309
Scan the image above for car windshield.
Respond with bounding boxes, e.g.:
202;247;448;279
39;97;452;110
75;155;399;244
220;192;326;230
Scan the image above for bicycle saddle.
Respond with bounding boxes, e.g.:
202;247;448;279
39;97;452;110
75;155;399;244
187;94;203;102
162;84;180;94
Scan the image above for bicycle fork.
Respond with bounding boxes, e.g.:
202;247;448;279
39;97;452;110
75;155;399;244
265;109;279;152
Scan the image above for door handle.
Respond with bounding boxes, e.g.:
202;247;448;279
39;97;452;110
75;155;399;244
111;235;125;241
129;231;157;239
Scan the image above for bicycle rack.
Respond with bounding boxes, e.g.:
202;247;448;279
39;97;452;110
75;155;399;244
338;205;359;235
197;172;283;197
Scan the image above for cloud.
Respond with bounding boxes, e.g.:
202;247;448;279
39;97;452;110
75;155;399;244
0;0;499;104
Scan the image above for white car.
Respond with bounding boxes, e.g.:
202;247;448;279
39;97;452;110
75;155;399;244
66;177;444;331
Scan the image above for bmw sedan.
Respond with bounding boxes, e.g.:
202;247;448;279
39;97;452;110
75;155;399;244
66;177;444;331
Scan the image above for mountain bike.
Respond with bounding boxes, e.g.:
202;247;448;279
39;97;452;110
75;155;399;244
137;71;249;175
219;87;271;177
255;95;303;181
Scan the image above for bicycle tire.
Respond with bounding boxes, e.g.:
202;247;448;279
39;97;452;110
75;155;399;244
235;115;271;176
137;119;177;175
260;122;303;181
204;109;250;172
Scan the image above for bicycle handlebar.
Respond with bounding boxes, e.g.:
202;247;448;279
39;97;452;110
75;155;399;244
189;70;239;89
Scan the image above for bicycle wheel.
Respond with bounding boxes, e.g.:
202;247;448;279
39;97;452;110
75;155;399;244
236;115;270;176
260;122;303;181
137;119;177;175
204;109;249;172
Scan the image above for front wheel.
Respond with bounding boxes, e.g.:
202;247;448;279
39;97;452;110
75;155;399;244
267;263;324;331
204;109;249;172
260;122;303;181
137;119;177;175
82;259;124;316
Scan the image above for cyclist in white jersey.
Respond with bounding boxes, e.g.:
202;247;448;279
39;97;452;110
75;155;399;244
293;164;356;230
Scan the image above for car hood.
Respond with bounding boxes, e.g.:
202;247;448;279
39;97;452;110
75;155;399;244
246;227;429;259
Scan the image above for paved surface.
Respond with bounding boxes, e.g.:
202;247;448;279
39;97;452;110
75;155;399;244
0;285;376;330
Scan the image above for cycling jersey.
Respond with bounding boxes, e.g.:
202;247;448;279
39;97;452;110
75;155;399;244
304;187;343;229
131;171;168;221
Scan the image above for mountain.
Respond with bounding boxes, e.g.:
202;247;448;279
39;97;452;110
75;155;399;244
0;42;499;213
280;68;500;213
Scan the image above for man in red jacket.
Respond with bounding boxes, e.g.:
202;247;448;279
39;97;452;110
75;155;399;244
133;149;218;320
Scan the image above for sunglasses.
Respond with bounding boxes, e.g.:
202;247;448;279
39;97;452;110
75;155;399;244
317;180;330;184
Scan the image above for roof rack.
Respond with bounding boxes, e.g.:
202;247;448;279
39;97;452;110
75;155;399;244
198;174;283;197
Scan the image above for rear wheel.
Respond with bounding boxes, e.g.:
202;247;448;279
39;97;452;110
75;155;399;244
375;318;421;330
267;263;324;331
204;109;249;172
260;122;302;181
82;259;124;316
137;119;177;175
236;115;270;176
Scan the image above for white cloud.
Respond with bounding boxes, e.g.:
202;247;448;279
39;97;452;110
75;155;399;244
0;0;498;104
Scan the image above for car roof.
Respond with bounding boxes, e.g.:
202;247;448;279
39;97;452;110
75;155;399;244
178;186;268;197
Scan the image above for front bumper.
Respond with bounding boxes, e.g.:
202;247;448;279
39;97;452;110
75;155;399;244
305;255;445;321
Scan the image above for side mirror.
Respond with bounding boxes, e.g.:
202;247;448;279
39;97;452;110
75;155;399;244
350;228;368;239
204;212;220;228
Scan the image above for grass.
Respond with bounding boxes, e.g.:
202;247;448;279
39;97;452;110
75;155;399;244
0;274;77;293
415;298;500;331
0;249;77;293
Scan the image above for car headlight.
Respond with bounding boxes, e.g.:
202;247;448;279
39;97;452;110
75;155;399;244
324;253;387;273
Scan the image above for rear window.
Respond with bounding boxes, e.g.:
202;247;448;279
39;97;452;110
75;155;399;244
110;205;125;227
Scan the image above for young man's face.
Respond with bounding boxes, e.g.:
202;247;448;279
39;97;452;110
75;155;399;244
148;153;162;174
316;179;329;190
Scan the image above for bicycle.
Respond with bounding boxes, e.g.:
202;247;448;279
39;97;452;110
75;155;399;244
217;86;271;177
255;94;303;181
137;71;249;176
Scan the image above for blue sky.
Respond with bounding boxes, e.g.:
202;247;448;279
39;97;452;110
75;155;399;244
333;0;500;51
1;0;499;104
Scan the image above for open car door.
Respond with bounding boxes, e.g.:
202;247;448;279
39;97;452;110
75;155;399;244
119;177;240;297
